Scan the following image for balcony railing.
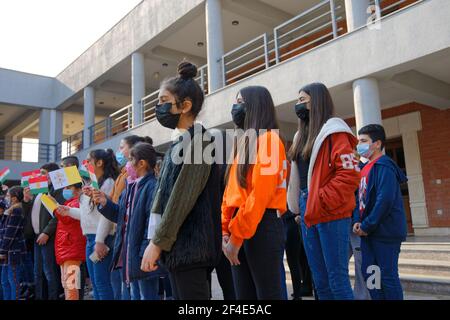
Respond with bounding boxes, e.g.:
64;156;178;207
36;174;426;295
56;130;84;158
0;140;57;163
222;0;421;86
88;104;132;146
195;64;209;94
142;90;159;124
54;0;421;153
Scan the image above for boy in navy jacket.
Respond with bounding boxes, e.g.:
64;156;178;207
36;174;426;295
353;124;407;300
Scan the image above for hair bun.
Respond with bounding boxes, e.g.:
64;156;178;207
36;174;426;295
177;61;197;80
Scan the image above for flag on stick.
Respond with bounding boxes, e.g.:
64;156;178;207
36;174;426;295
21;169;41;187
48;166;82;190
0;167;10;184
29;175;49;195
41;194;59;218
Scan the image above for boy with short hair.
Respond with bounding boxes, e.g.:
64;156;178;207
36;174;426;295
353;124;407;300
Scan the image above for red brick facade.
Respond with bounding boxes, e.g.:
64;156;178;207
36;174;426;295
345;102;450;228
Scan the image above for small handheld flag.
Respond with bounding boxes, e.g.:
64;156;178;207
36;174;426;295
48;166;82;190
29;175;49;195
21;169;41;187
0;167;10;184
79;161;90;179
41;194;59;218
85;162;99;190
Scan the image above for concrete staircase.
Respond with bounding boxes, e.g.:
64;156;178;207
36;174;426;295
284;238;450;299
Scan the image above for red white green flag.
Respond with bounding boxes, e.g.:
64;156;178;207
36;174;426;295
79;160;90;178
82;161;99;189
29;175;49;195
21;169;41;187
0;167;10;184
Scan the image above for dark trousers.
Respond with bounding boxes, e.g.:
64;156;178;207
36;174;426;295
213;253;236;300
284;215;303;298
34;238;60;300
169;267;210;300
231;210;284;300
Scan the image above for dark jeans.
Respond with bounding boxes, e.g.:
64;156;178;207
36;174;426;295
169;267;211;300
19;249;34;285
299;188;354;300
213;253;236;300
231;210;284;300
360;237;403;300
34;238;60;300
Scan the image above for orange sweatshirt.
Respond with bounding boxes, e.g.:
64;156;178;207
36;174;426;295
221;131;287;247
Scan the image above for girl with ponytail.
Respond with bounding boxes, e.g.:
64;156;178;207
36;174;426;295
57;148;119;300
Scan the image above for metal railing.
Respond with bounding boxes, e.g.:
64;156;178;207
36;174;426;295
47;0;420;153
88;104;132;146
195;64;209;94
274;0;346;64
222;33;275;86
372;0;417;17
141;90;160;124
221;0;420;86
56;130;84;159
0;140;57;163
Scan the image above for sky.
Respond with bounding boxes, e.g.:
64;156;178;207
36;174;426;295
0;0;142;77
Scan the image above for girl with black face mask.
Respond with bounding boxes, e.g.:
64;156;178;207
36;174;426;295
287;83;360;300
140;61;222;300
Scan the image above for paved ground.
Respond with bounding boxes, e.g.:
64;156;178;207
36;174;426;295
209;271;450;300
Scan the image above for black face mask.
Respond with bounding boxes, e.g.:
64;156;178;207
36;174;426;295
294;103;309;122
231;103;246;128
155;102;181;129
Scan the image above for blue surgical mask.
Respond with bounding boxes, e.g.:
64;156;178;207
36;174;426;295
357;143;373;159
62;189;74;201
115;151;127;166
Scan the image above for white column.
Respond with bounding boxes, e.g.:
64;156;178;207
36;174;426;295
353;78;382;132
83;86;95;149
205;0;225;92
345;0;371;31
132;52;145;127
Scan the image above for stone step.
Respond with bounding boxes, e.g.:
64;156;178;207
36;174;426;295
349;258;450;276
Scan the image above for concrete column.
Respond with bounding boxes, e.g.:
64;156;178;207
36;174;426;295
205;0;225;92
132;52;145;127
83;86;95;149
39;109;51;162
345;0;371;31
353;78;382;132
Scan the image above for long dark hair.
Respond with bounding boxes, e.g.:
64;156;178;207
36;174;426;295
89;149;120;187
288;83;335;161
123;135;153;148
161;61;204;118
226;86;280;188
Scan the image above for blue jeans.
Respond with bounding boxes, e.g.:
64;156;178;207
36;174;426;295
111;268;122;300
85;234;114;300
360;237;403;300
120;273;160;300
1;265;20;300
131;278;160;300
34;238;59;300
299;188;354;300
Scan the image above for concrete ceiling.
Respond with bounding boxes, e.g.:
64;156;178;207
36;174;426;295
0;104;30;133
